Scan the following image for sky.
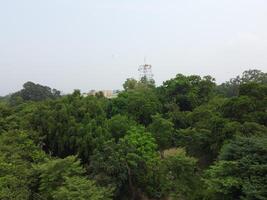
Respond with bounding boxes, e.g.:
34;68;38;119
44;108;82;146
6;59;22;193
0;0;267;95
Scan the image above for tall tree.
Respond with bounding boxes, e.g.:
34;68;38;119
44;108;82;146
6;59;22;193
148;114;175;156
159;74;215;111
90;126;158;199
204;136;267;200
10;81;61;104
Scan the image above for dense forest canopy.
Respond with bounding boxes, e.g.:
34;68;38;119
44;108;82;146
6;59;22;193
0;69;266;200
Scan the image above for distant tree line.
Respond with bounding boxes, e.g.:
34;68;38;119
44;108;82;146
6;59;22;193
8;81;61;105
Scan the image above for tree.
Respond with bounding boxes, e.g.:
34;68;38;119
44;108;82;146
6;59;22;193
10;81;61;104
28;93;110;158
221;84;267;125
222;96;255;122
0;103;12;132
90;126;158;199
159;74;215;111
123;78;138;91
165;102;190;129
37;156;112;200
0;131;47;200
216;69;267;97
175;128;214;166
1;69;267;199
139;76;155;88
52;176;112;200
239;82;267;99
148;114;175;156
240;69;267;83
160;148;200;200
111;89;161;125
204;136;267;200
107;114;135;141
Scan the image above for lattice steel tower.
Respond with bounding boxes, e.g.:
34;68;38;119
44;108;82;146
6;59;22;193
138;59;153;82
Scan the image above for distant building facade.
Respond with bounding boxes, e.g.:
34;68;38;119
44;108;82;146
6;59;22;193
84;89;120;98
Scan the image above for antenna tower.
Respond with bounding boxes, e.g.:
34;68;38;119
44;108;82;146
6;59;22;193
138;58;153;81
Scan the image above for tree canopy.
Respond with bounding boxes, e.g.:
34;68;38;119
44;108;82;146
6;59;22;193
0;69;266;200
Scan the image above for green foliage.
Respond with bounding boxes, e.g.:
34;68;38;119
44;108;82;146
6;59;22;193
123;77;155;92
0;69;266;199
240;69;267;83
0;103;12;132
111;88;161;125
148;114;175;153
222;82;267;125
204;136;267;200
28;92;110;158
161;148;200;200
52;176;112;200
37;156;112;200
107;114;135;141
37;156;85;197
121;127;158;164
176;128;214;166
123;78;138;91
10;81;61;105
216;69;267;97
176;107;235;166
139;148;201;200
0;131;47;200
139;76;156;88
159;74;215;111
90;126;158;199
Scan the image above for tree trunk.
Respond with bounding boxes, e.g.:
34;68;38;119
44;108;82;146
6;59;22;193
126;163;136;200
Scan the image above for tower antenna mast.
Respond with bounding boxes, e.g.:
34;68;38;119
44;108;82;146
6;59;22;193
138;57;153;81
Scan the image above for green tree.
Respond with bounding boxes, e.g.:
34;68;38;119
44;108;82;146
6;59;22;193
159;74;215;111
52;176;112;200
123;78;138;91
91;126;158;199
148;114;175;156
216;69;267;97
0;103;12;132
28;92;110;158
160;148;200;200
240;69;267;83
139;76;155;88
107;114;135;141
37;156;112;200
111;89;161;125
0;131;47;200
10;81;61;104
218;78;267;125
204;136;267;200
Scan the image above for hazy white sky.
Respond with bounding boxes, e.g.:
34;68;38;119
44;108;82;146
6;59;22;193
0;0;267;95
